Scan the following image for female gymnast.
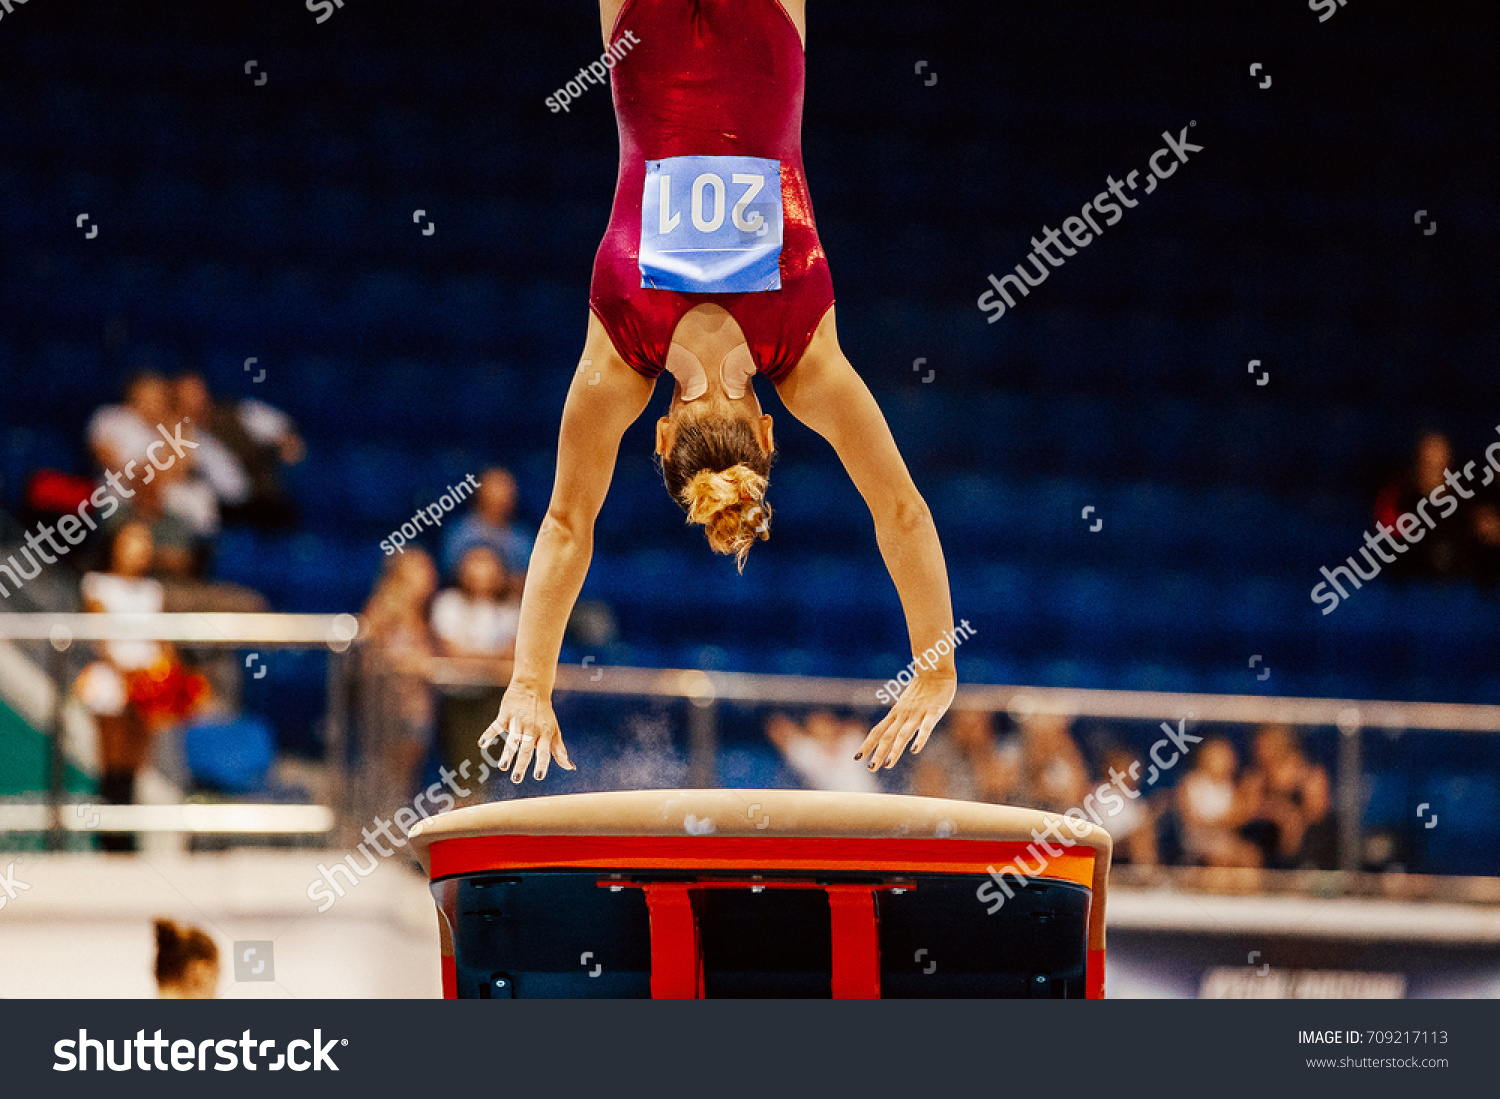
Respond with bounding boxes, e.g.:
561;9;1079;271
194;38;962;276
480;0;957;783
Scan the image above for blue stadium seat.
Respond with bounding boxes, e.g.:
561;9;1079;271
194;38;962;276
1417;774;1500;876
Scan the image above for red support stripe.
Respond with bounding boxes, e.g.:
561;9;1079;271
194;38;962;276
643;883;703;999
1087;948;1106;999
825;886;881;999
441;954;457;999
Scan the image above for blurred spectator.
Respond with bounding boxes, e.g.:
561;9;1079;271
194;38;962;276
1239;724;1334;870
111;461;197;578
431;546;519;784
170;373;252;511
87;371;173;474
361;549;439;799
88;372;219;556
1097;747;1158;866
1016;713;1089;813
1374;430;1498;581
909;709;1019;803
153;918;219;999
76;522;209;850
766;710;877;793
157;459;220;564
1176;738;1261;868
441;468;533;590
173;372;303;531
101;446;268;611
431;547;520;660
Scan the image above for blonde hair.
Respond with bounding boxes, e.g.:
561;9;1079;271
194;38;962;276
659;414;774;571
681;465;771;571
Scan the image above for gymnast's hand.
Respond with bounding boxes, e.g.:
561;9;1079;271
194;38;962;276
854;669;957;772
479;685;576;784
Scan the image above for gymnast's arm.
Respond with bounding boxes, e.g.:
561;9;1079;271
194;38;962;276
479;327;656;781
775;329;958;772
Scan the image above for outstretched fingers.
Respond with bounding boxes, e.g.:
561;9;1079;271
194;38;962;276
477;694;575;784
876;713;926;770
510;731;539;784
855;709;899;769
495;715;524;773
532;735;553;781
551;732;575;772
910;711;941;755
477;713;507;751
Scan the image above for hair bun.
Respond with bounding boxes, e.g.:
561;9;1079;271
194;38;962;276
682;464;771;571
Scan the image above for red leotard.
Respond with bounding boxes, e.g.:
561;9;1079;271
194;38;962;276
589;0;835;384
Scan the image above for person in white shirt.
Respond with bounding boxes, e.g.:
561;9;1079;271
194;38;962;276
87;373;173;474
431;547;520;659
430;547;519;793
170;373;252;508
90;372;220;563
1177;738;1262;868
1095;747;1158;866
172;372;306;531
78;522;207;850
80;526;167;675
766;710;878;794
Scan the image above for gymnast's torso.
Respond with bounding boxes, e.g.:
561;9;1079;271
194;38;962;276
589;0;835;384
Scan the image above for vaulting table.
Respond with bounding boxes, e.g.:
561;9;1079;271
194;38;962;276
409;789;1111;999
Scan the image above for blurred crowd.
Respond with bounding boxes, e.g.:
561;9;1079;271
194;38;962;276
358;469;530;800
62;371;305;843
74;461;533;826
4;384;1484;870
66;370;305;590
53;371;537;826
765;709;1335;871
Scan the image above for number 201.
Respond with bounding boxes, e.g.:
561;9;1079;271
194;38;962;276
658;172;767;234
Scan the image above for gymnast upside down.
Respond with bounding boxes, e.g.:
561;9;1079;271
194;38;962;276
479;0;957;782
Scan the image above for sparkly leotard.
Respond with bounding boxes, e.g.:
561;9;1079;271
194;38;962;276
588;0;835;384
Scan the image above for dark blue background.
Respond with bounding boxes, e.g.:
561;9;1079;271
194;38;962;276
0;3;1494;716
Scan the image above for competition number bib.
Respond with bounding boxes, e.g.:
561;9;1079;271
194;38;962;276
639;155;783;293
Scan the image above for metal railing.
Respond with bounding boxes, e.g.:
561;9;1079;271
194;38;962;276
433;658;1500;877
0;612;359;848
3;612;1498;879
